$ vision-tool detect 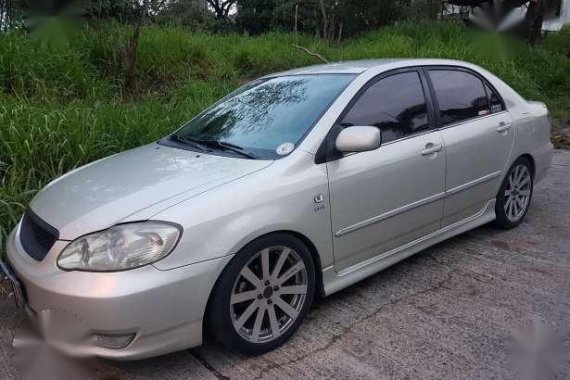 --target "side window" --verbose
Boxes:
[485,83,504,113]
[429,69,490,125]
[341,71,429,144]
